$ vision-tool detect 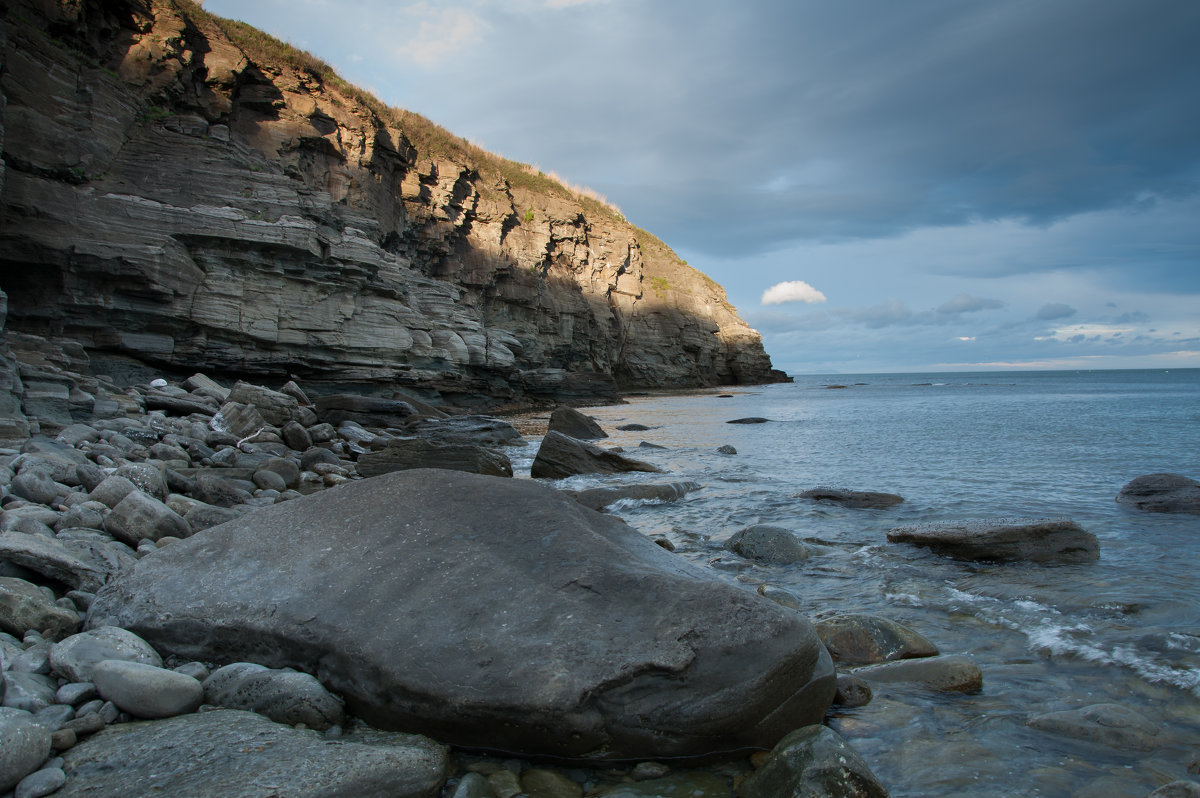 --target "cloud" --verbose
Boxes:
[396,5,485,67]
[937,293,1004,315]
[1035,303,1077,320]
[761,280,827,305]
